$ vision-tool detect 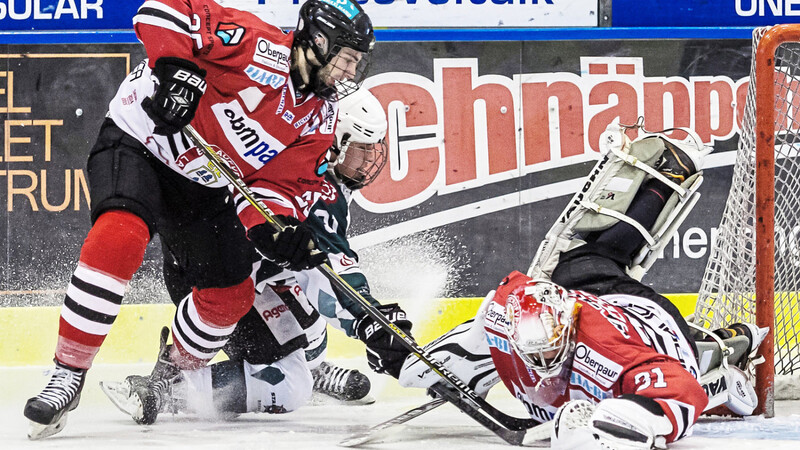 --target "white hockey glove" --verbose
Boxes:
[550,399,596,449]
[397,291,499,396]
[552,396,672,450]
